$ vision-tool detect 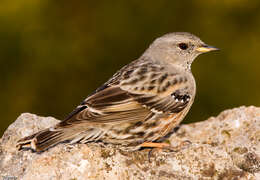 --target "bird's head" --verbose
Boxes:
[144,32,218,70]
